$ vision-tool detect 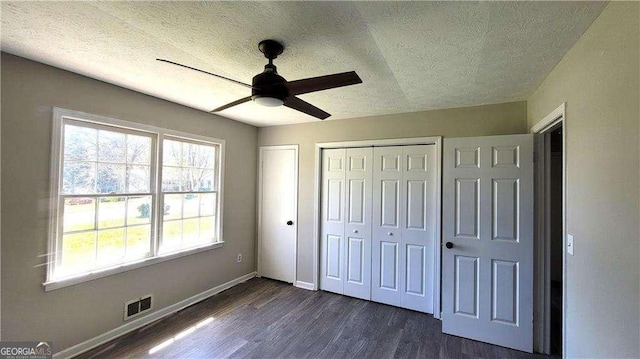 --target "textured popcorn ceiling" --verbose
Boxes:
[1,1,605,127]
